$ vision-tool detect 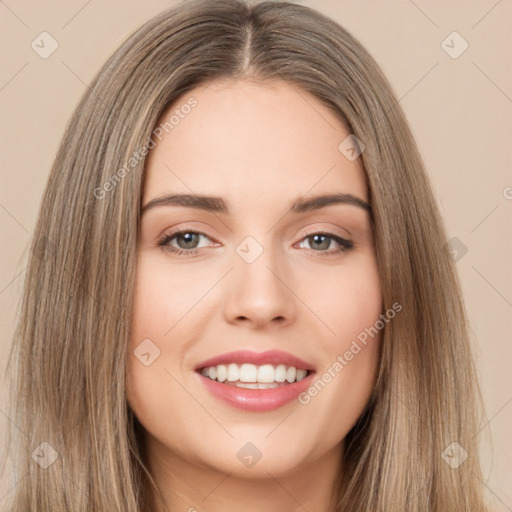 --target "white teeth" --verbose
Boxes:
[257,382,279,389]
[199,363,311,385]
[286,366,296,383]
[275,364,287,382]
[296,369,307,381]
[257,364,275,383]
[239,363,258,383]
[227,363,239,382]
[235,382,259,389]
[235,382,280,389]
[216,364,227,382]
